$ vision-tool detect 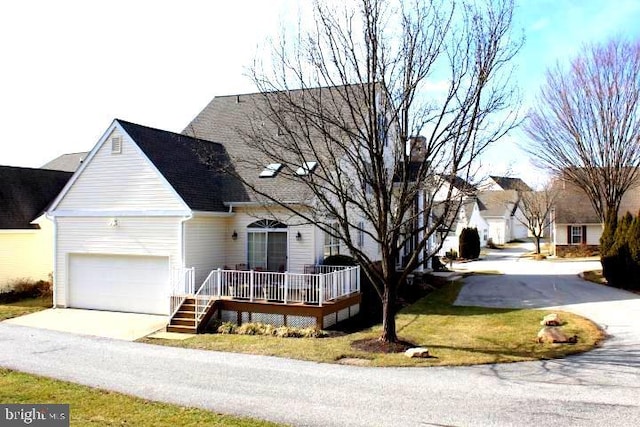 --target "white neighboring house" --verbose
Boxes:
[0,166,72,285]
[476,190,528,245]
